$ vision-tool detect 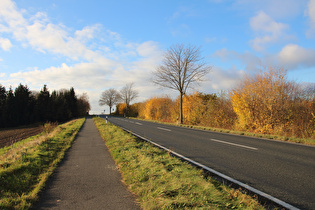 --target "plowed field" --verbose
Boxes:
[0,126,44,148]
